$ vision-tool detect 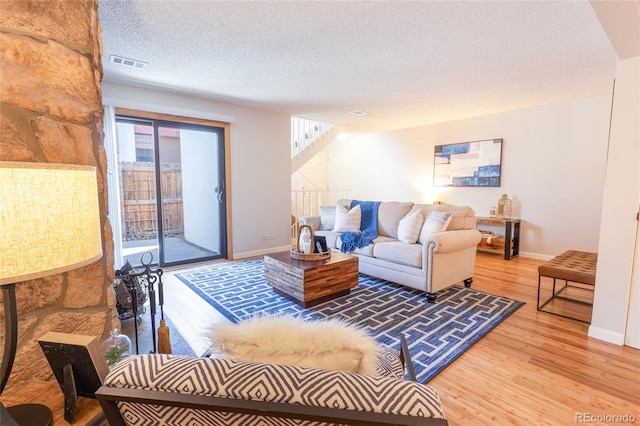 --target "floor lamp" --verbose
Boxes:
[0,162,103,426]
